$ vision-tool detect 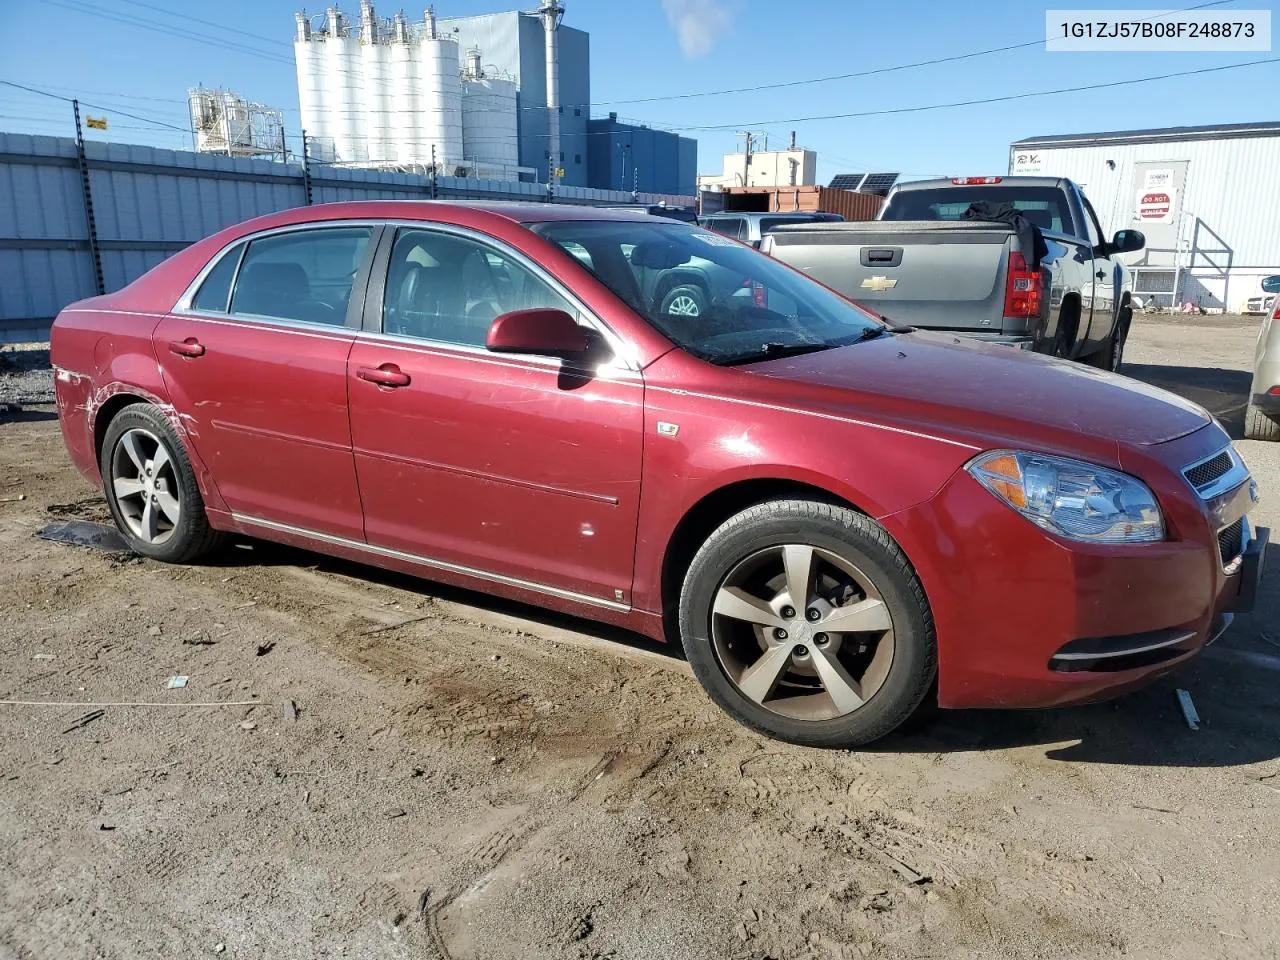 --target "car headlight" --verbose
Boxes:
[966,450,1164,543]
